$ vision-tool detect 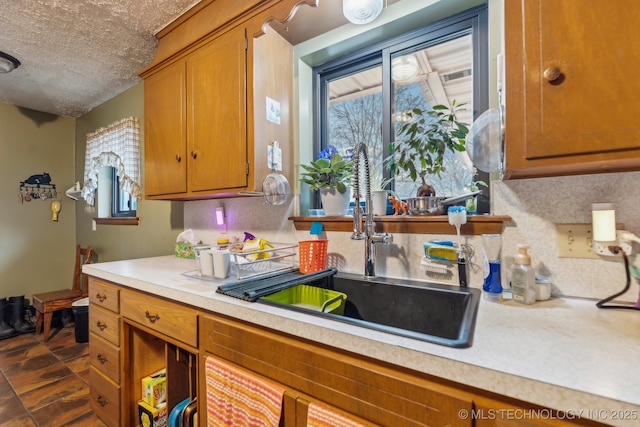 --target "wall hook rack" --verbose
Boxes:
[19,173,57,203]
